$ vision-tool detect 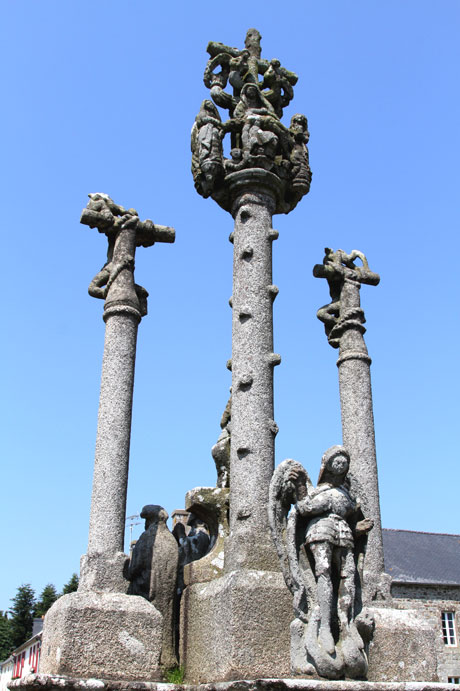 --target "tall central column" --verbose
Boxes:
[184,30,312,682]
[227,182,281,572]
